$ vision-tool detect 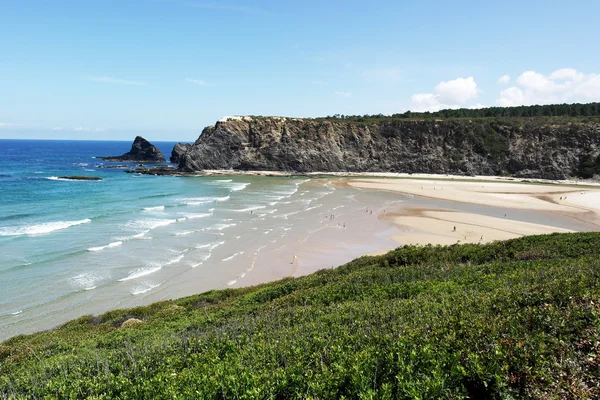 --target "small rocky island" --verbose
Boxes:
[101,136,166,162]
